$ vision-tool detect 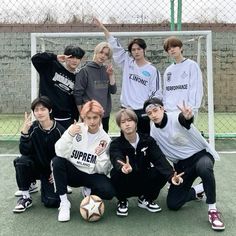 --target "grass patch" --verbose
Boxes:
[0,112,236,140]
